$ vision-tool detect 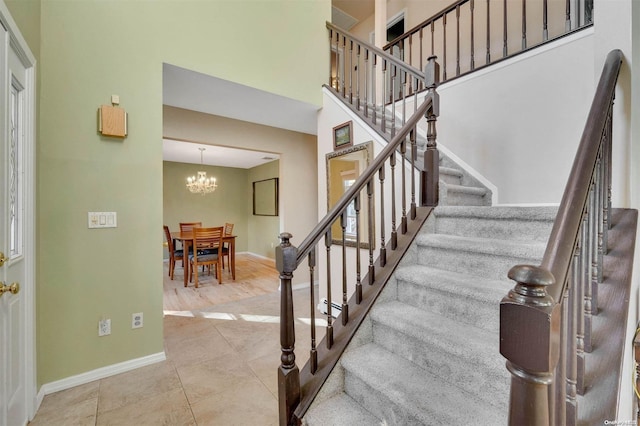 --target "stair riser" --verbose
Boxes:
[434,217,554,242]
[396,279,502,332]
[442,190,490,206]
[371,323,509,410]
[343,371,426,425]
[440,172,462,185]
[417,246,542,281]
